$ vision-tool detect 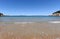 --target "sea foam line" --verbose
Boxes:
[49,21,60,23]
[14,22,34,24]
